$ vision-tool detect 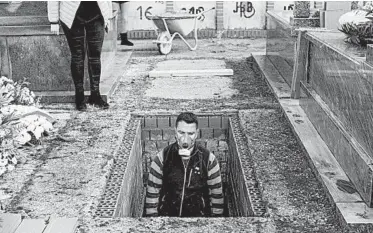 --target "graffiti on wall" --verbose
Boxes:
[181,6,206,20]
[284,4,294,10]
[136,6,153,20]
[136,1,165,20]
[233,2,255,18]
